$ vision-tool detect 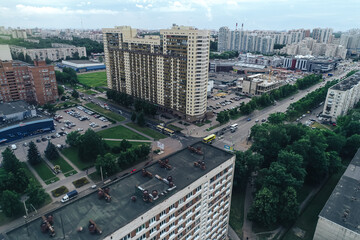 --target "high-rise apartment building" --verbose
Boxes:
[103,25,210,122]
[323,72,360,121]
[6,142,235,240]
[218,27,231,52]
[312,28,333,43]
[0,60,58,105]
